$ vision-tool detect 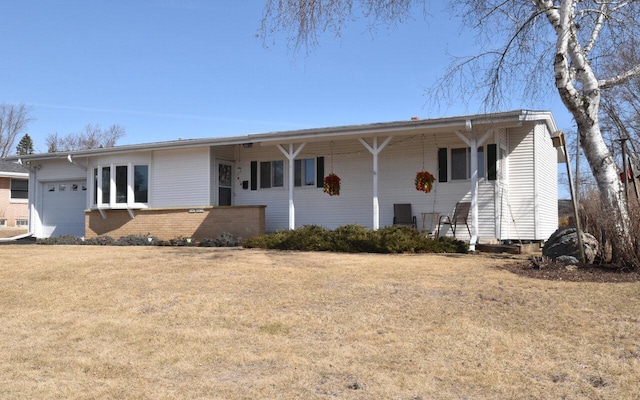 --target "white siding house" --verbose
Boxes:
[7,110,561,247]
